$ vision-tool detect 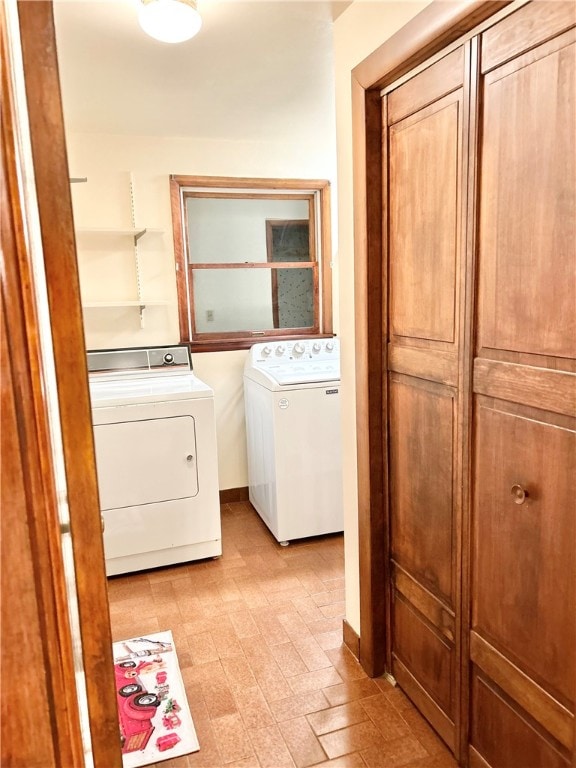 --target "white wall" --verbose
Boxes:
[68,131,336,491]
[333,0,430,636]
